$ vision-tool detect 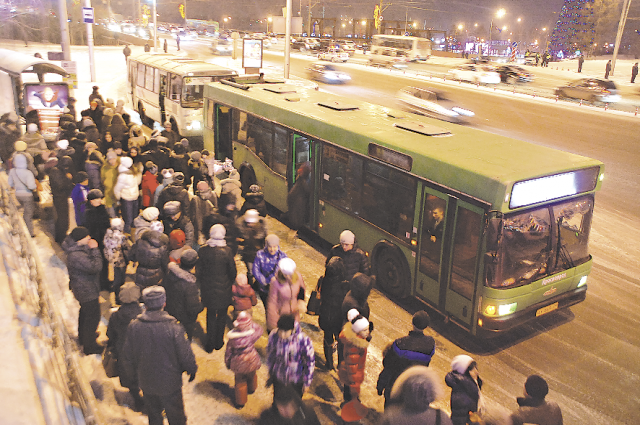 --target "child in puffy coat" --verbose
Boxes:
[445,354,484,425]
[339,308,373,405]
[224,311,263,407]
[232,273,257,317]
[103,218,132,303]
